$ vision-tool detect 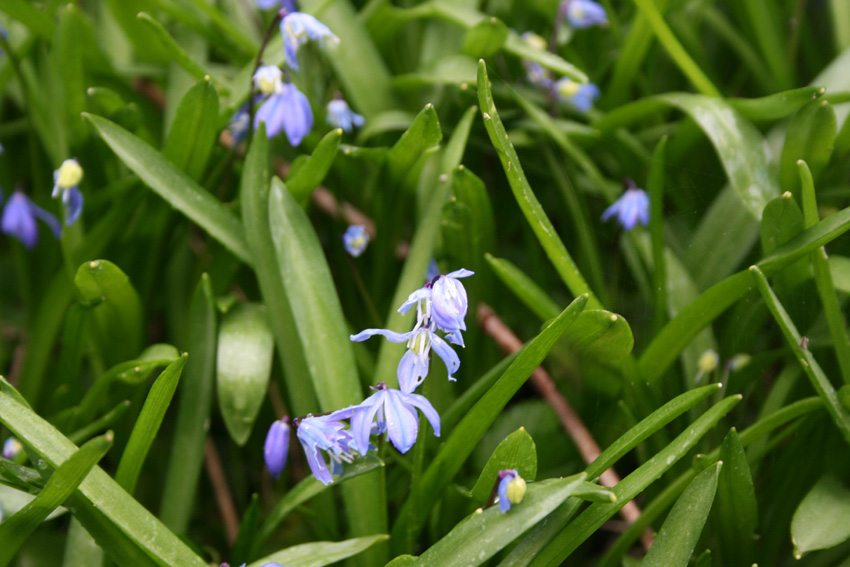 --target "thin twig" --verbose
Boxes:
[204,438,240,546]
[477,302,654,551]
